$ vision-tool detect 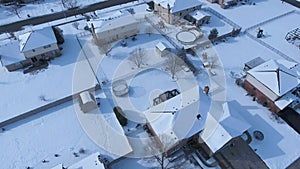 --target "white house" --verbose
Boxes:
[0,27,61,71]
[96,15,139,44]
[154,0,202,24]
[19,27,61,62]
